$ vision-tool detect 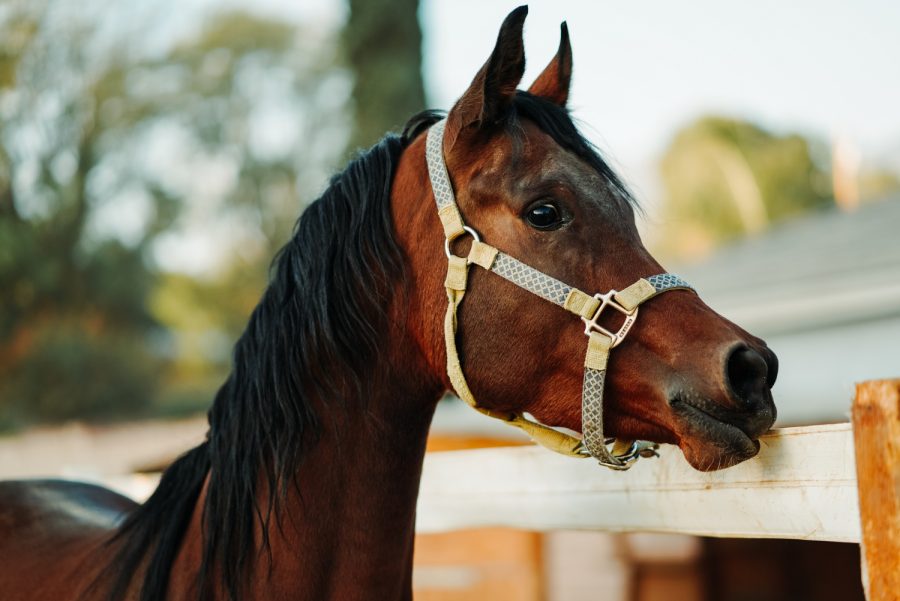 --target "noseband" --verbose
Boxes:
[425,119,696,470]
